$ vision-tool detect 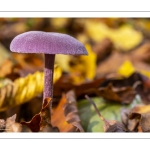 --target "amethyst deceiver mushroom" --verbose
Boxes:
[10,31,88,107]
